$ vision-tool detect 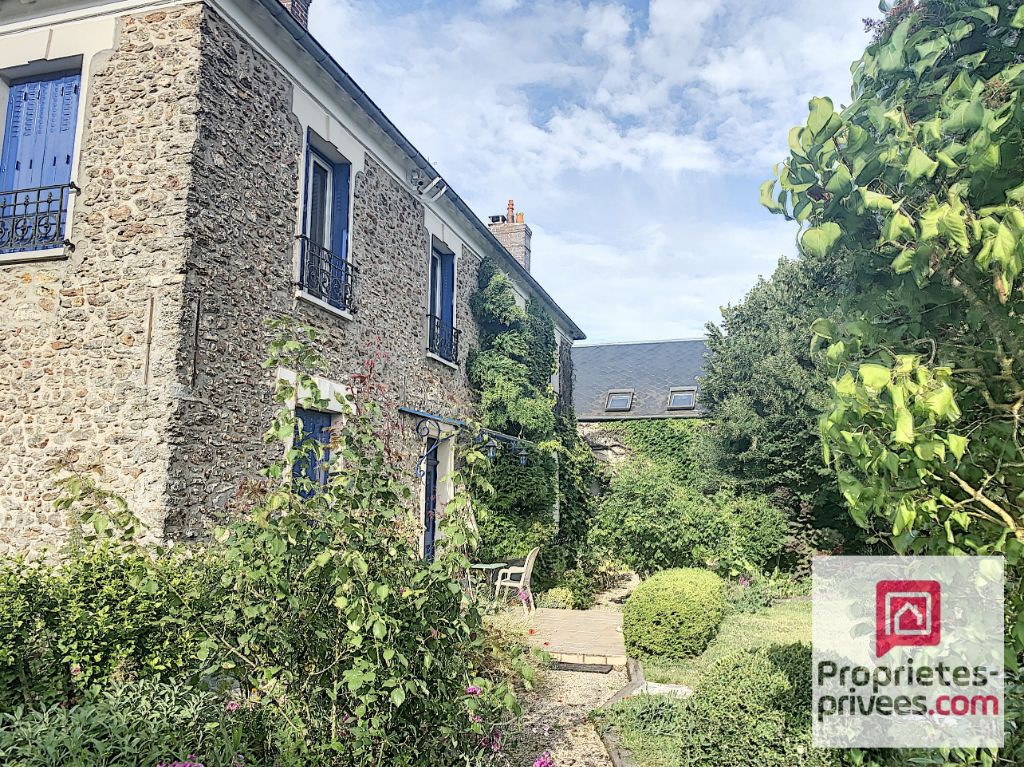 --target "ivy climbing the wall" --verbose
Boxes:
[467,259,597,594]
